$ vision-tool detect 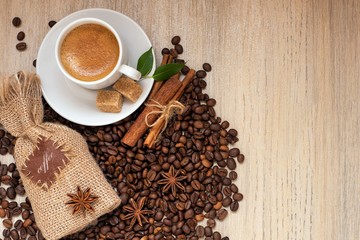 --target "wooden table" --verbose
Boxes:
[1,1,359,239]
